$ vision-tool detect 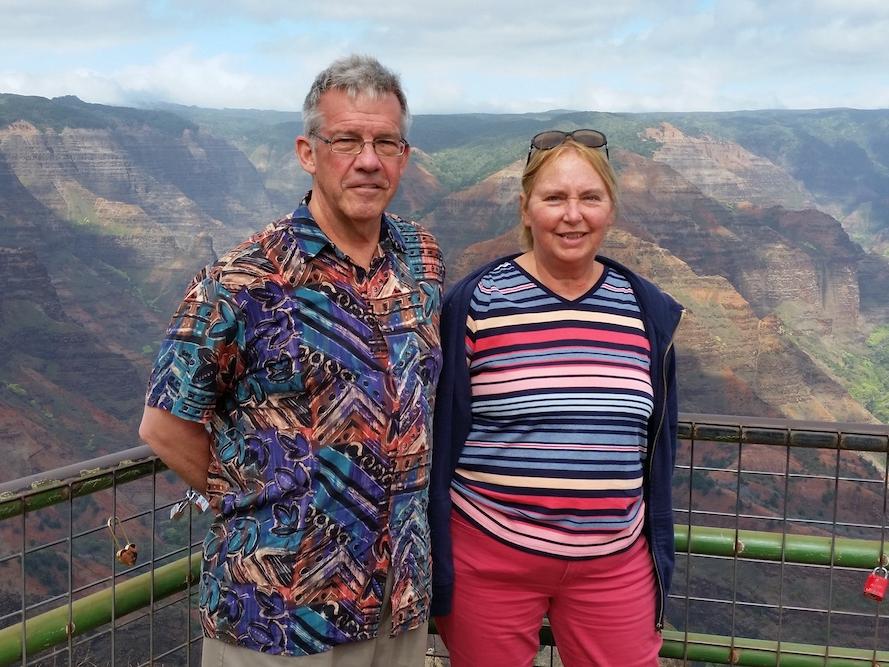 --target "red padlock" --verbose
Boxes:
[864,567,888,601]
